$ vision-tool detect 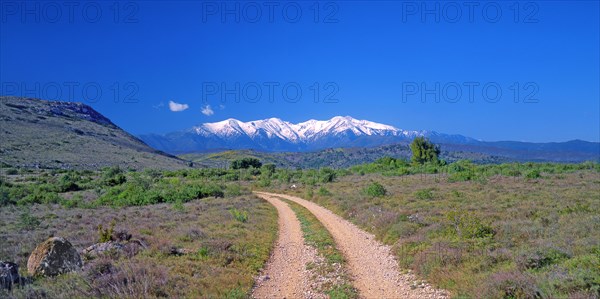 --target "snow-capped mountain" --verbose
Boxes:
[192,116,420,142]
[138,116,472,153]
